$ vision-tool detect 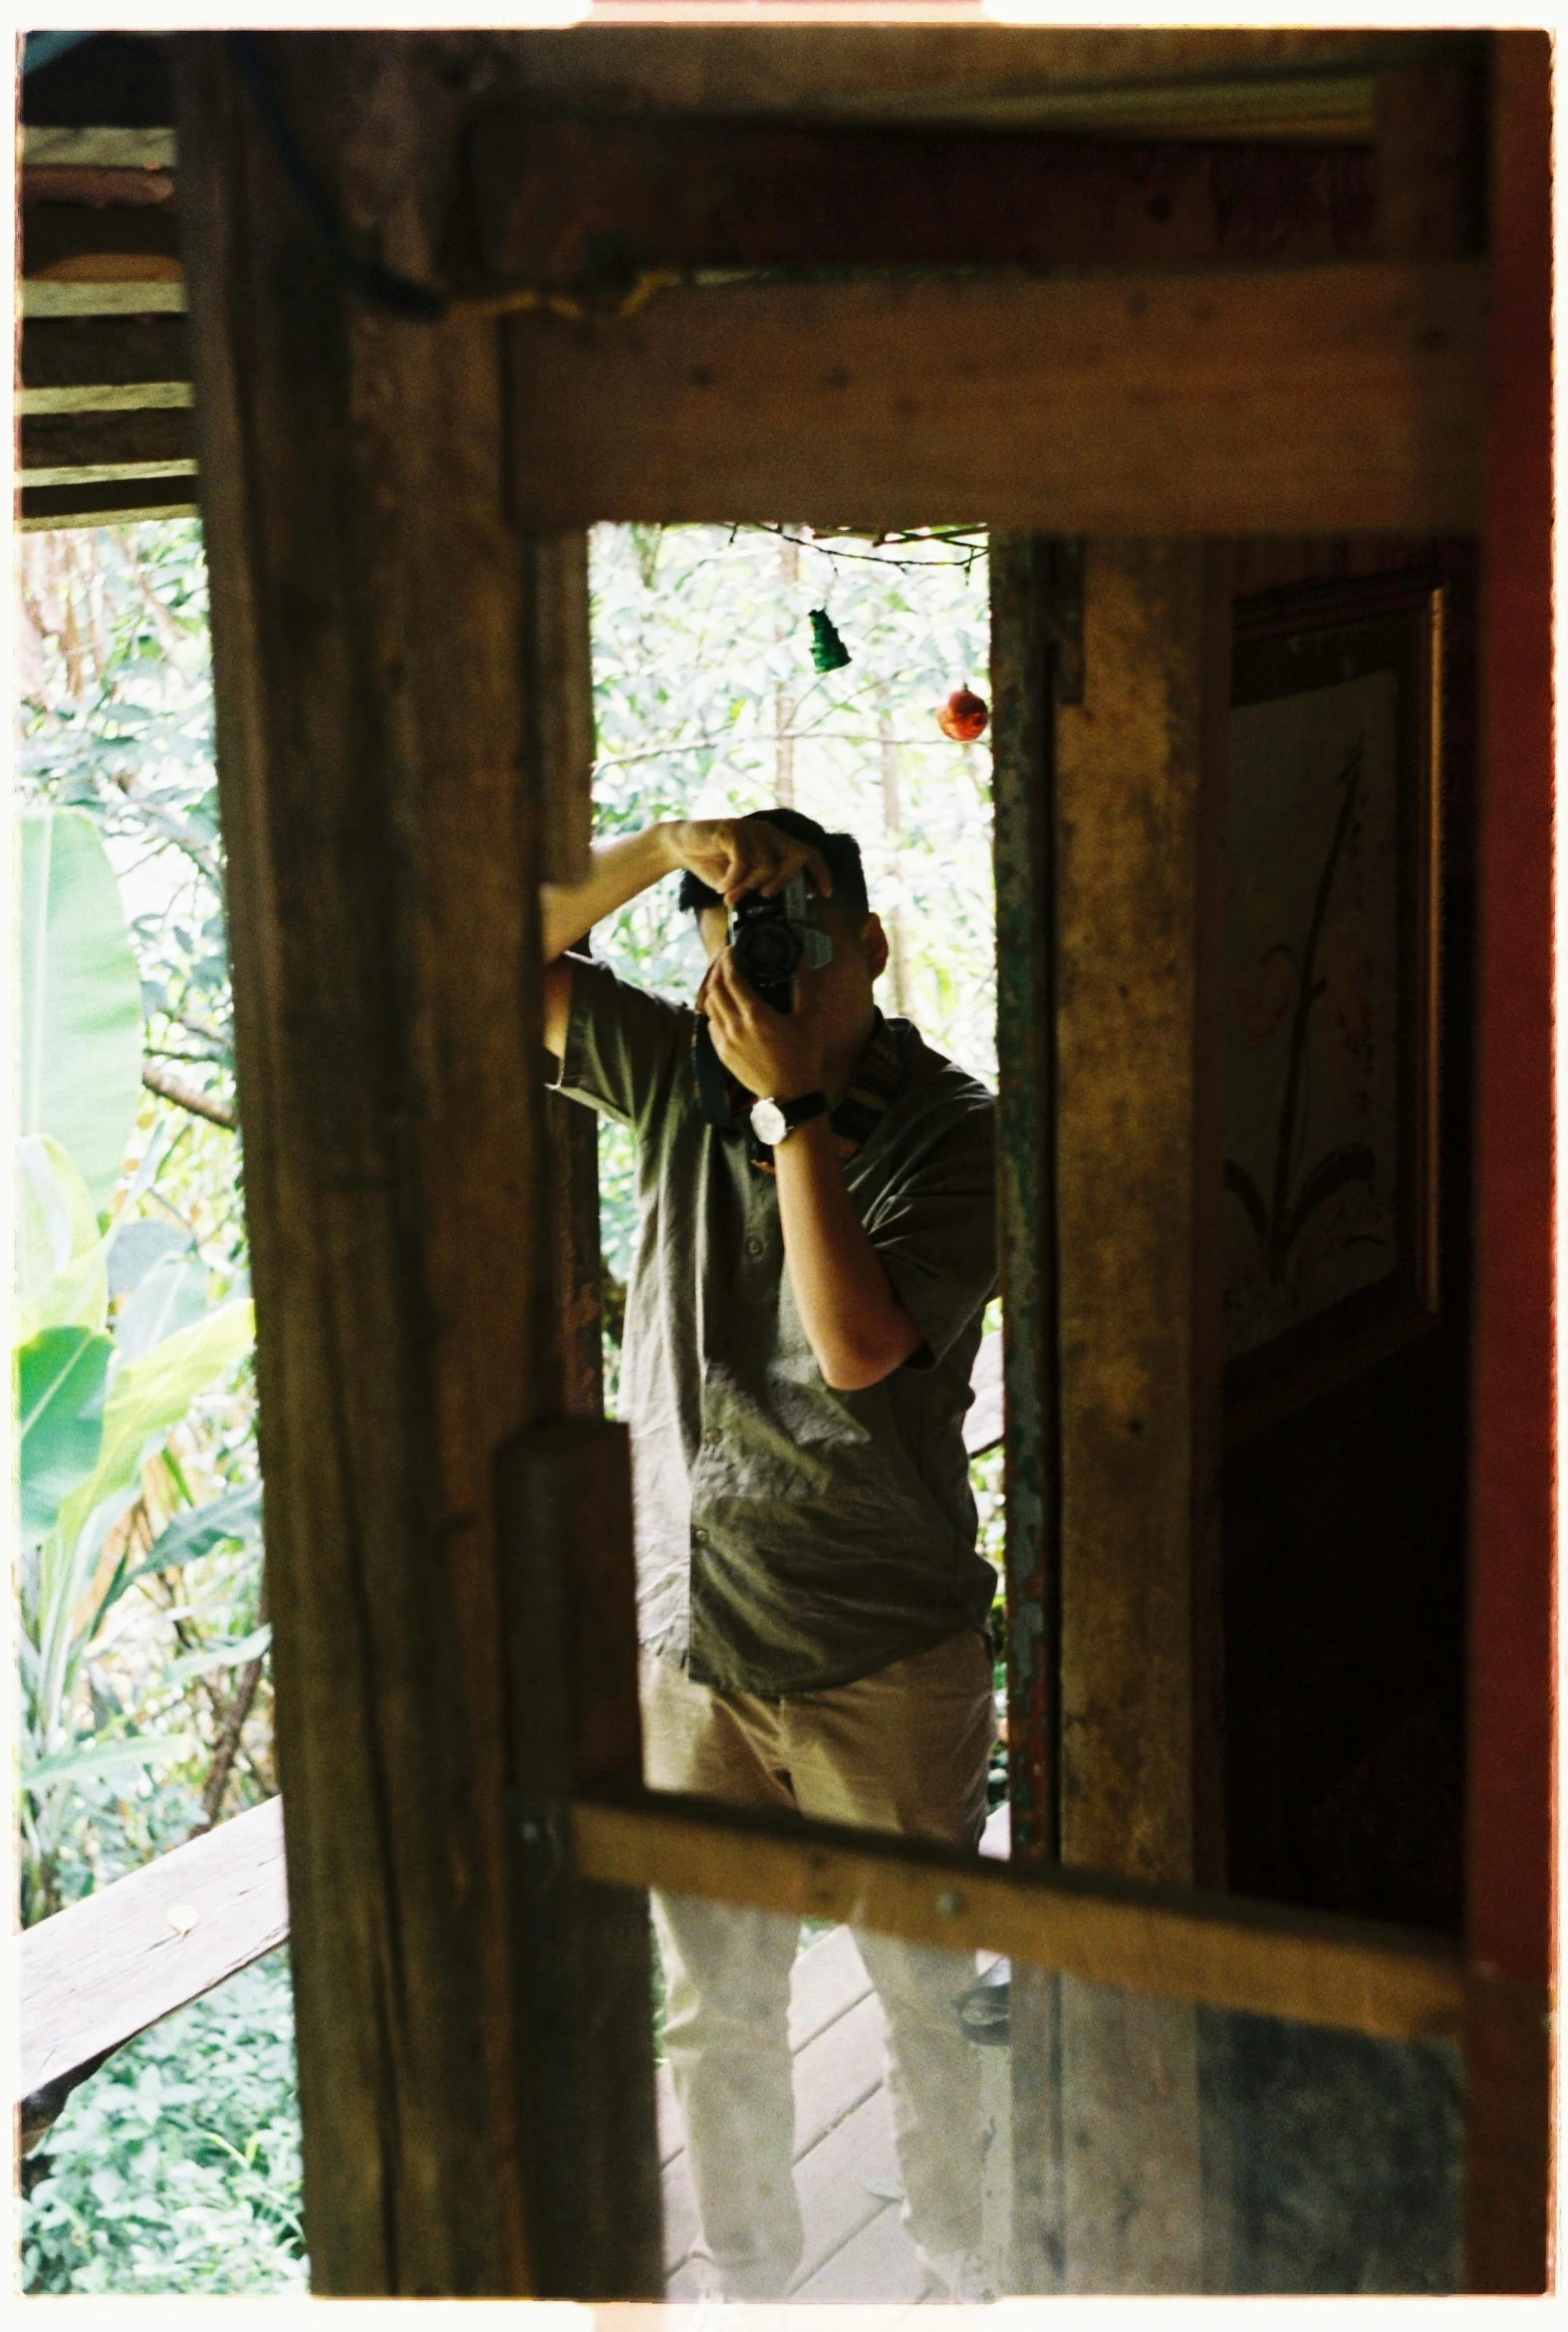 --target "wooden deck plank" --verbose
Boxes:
[793,2198,929,2304]
[17,1795,287,2100]
[789,2080,907,2291]
[789,1921,875,2047]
